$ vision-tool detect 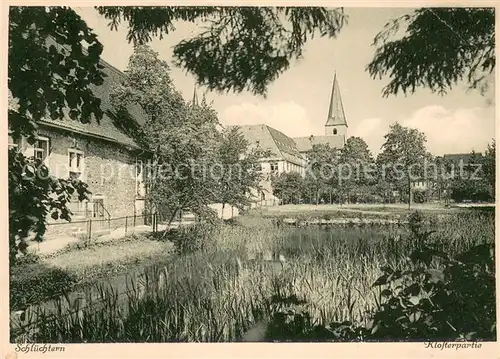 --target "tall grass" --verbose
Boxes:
[11,211,494,342]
